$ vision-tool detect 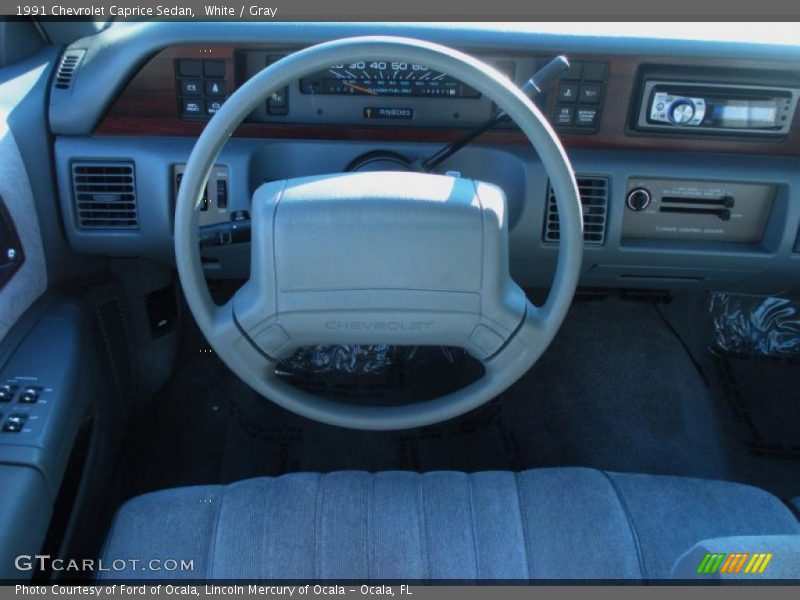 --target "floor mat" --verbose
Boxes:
[707,352,800,498]
[111,295,750,507]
